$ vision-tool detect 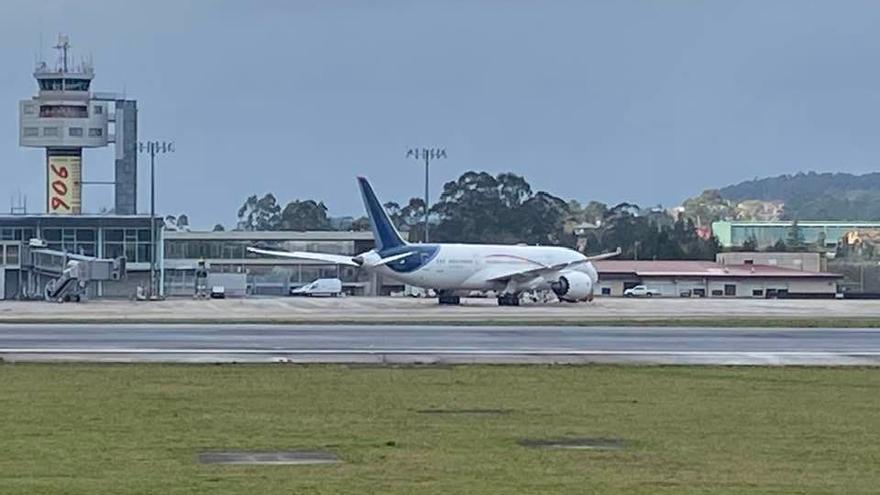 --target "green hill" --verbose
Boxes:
[719,172,880,221]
